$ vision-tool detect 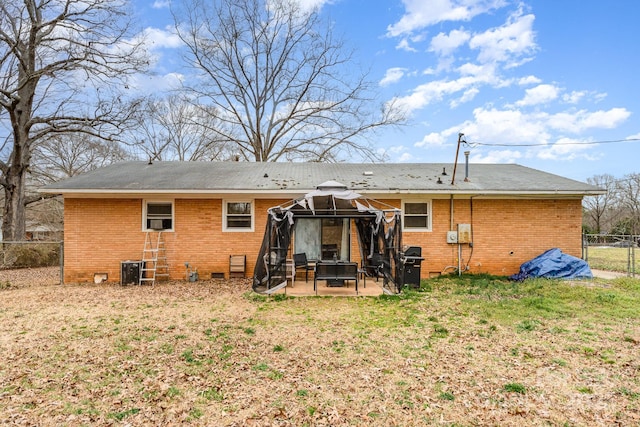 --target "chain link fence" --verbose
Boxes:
[582,234,638,277]
[0,241,63,284]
